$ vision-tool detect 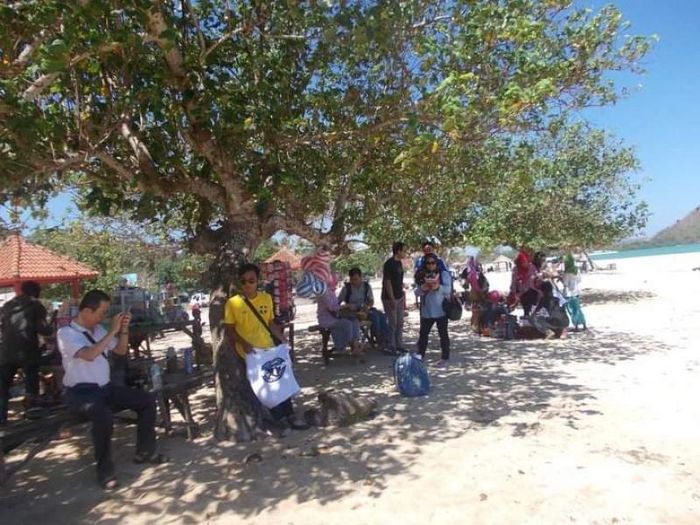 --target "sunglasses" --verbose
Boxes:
[425,260,437,265]
[240,278,257,284]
